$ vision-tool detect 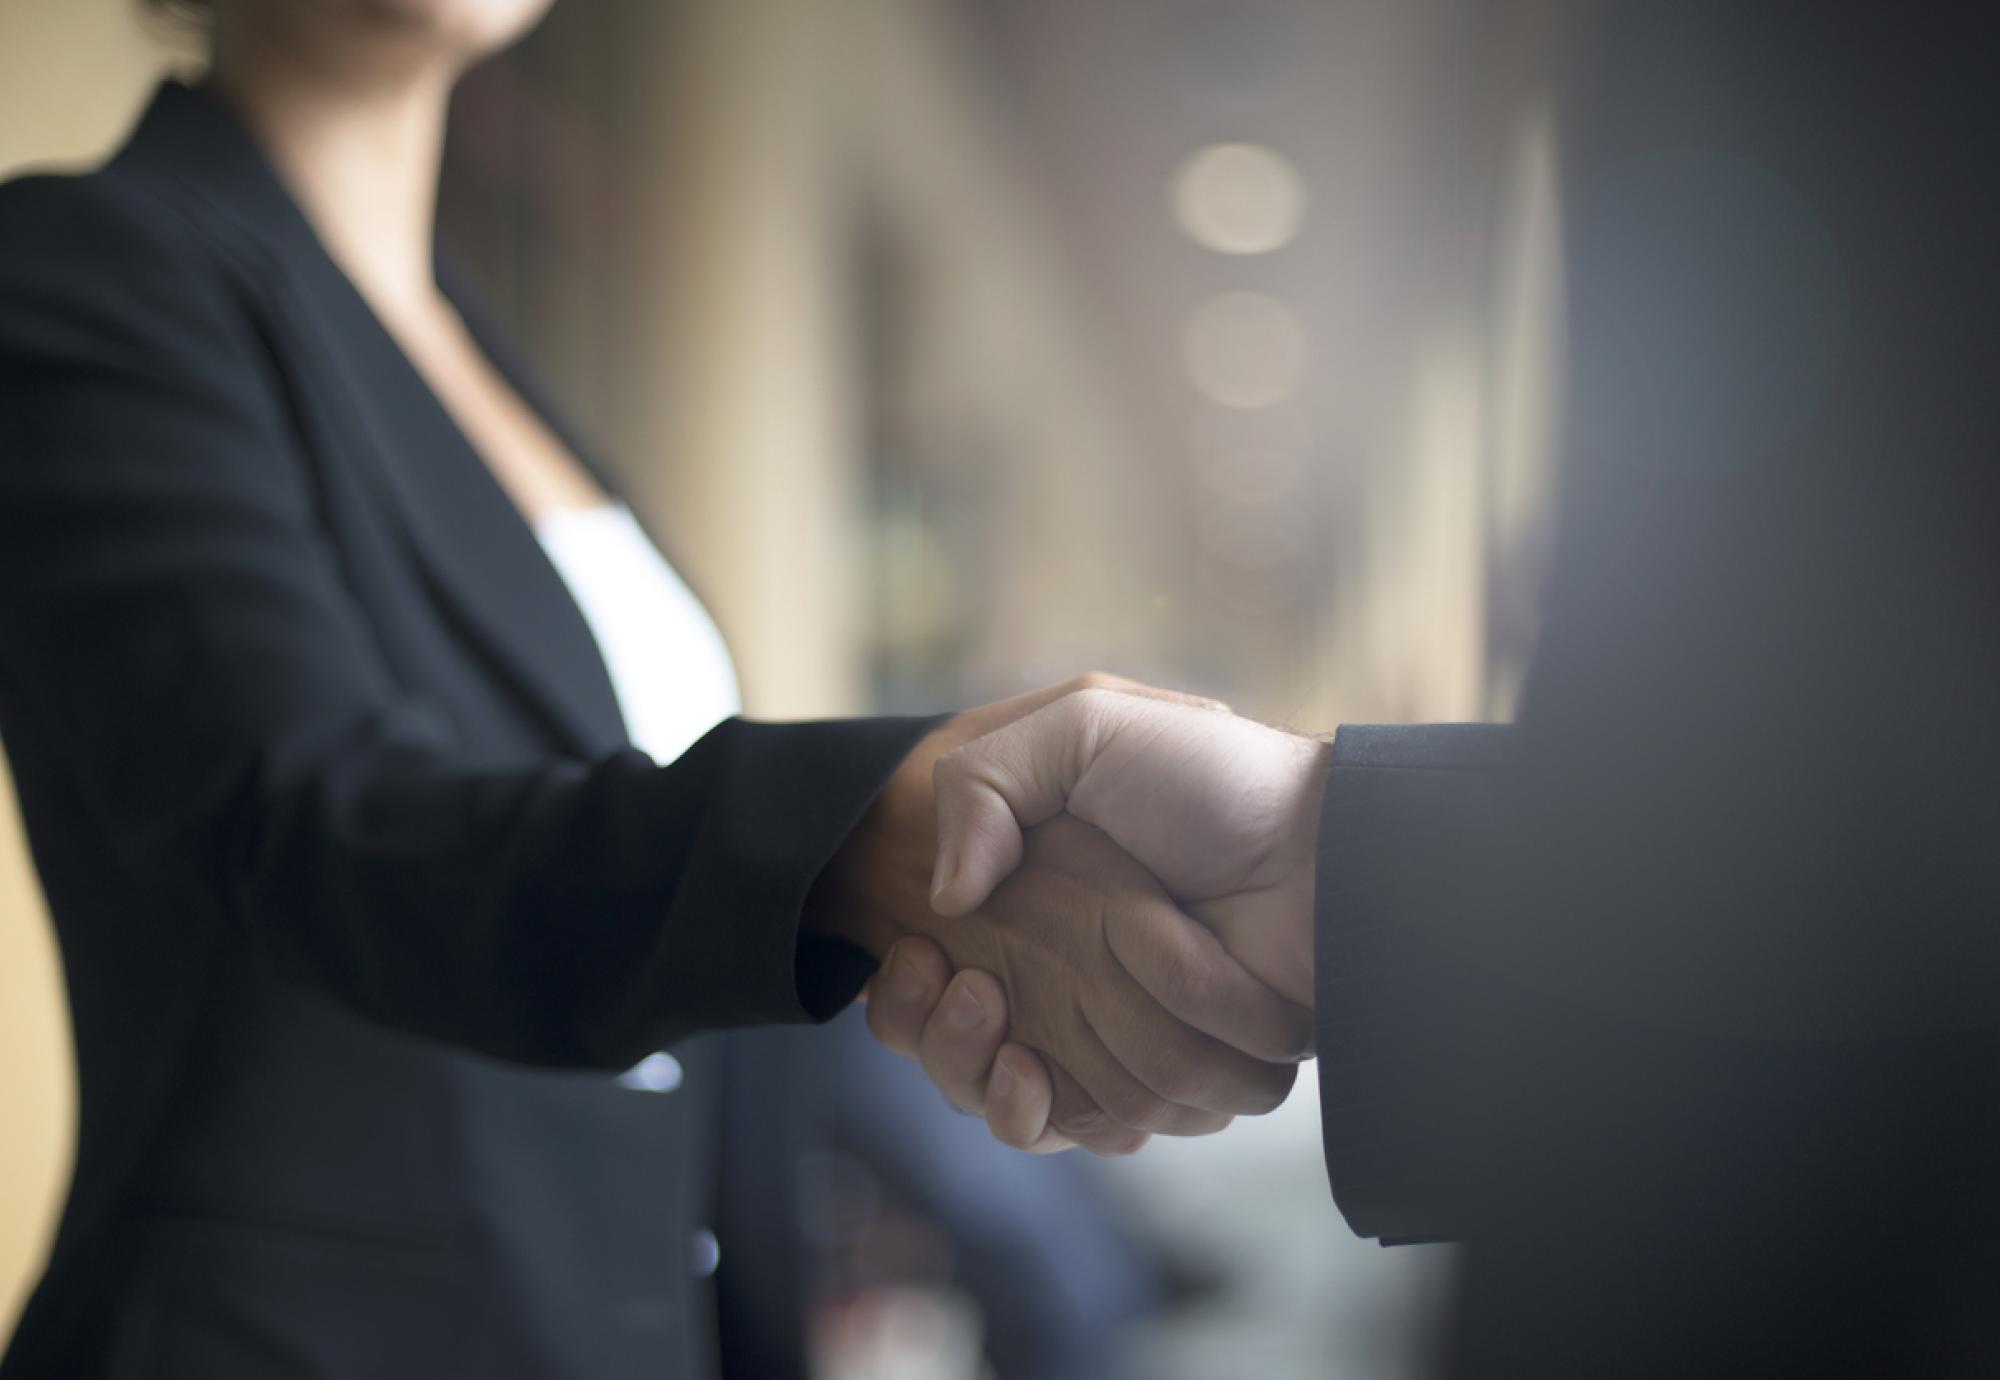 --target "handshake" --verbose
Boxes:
[814,675,1332,1156]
